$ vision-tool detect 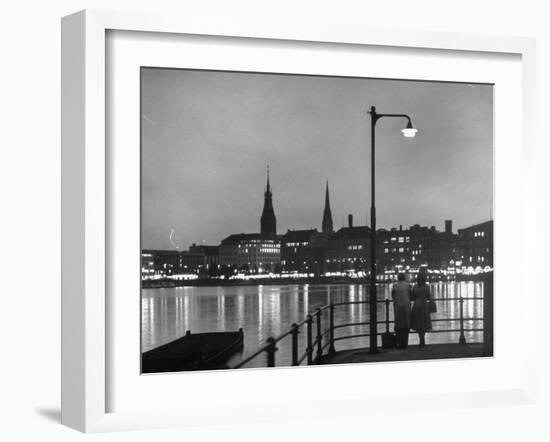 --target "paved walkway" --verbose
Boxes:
[321,343,486,365]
